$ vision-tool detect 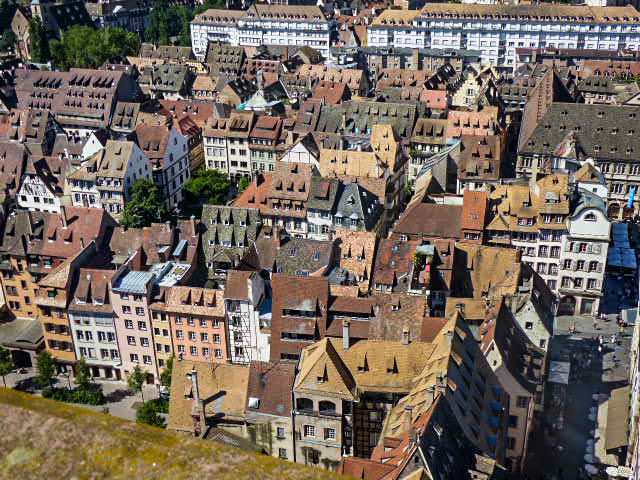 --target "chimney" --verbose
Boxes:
[403,404,413,434]
[342,319,350,351]
[189,367,206,438]
[401,326,410,346]
[165,220,171,232]
[190,215,197,236]
[60,206,67,229]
